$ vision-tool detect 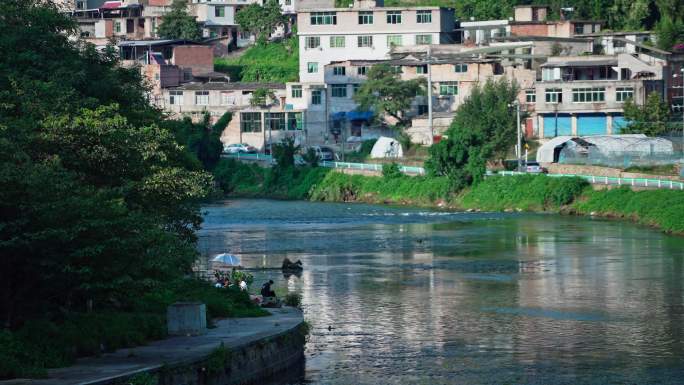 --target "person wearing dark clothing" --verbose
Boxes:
[261,280,276,298]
